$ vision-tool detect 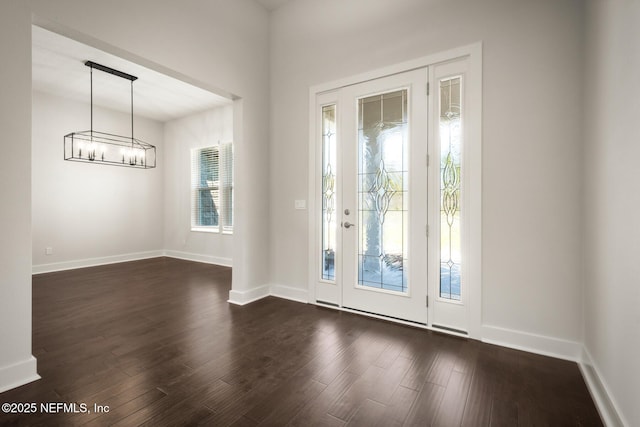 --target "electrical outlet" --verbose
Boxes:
[45,247,53,255]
